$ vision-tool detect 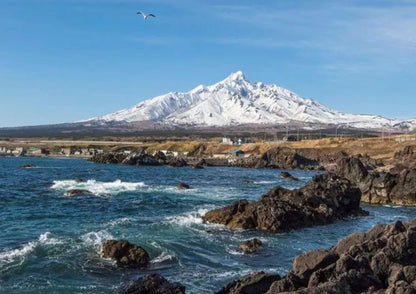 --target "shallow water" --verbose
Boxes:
[0,157,415,293]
